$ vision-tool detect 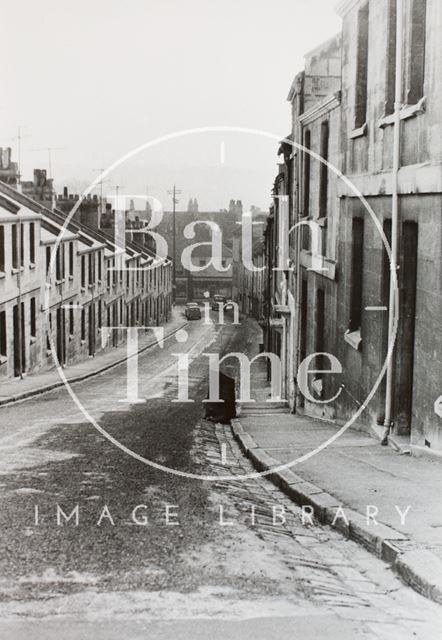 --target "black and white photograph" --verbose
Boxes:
[0,1,441,638]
